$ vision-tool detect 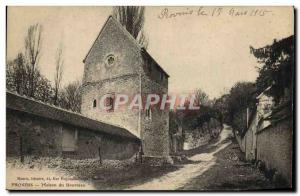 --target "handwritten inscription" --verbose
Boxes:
[158,7,272,19]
